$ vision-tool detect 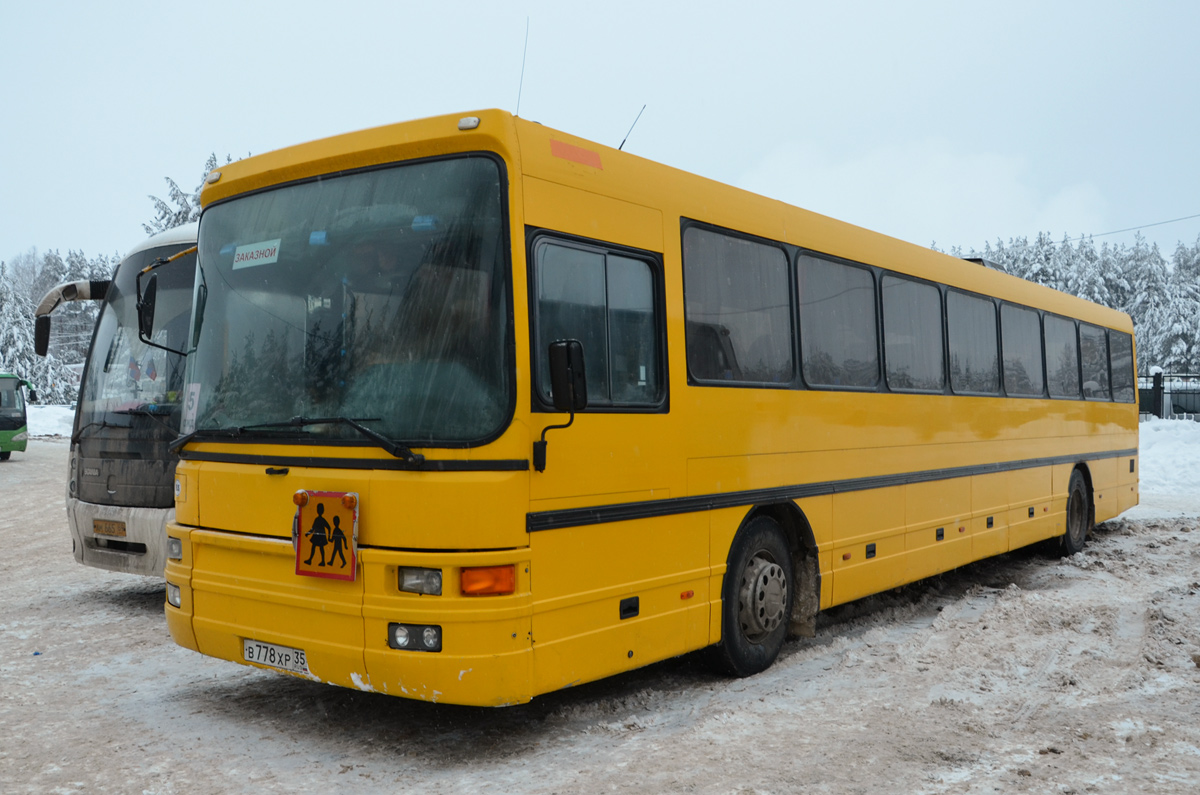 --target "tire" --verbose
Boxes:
[0,451,10,461]
[710,516,793,677]
[1062,470,1091,556]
